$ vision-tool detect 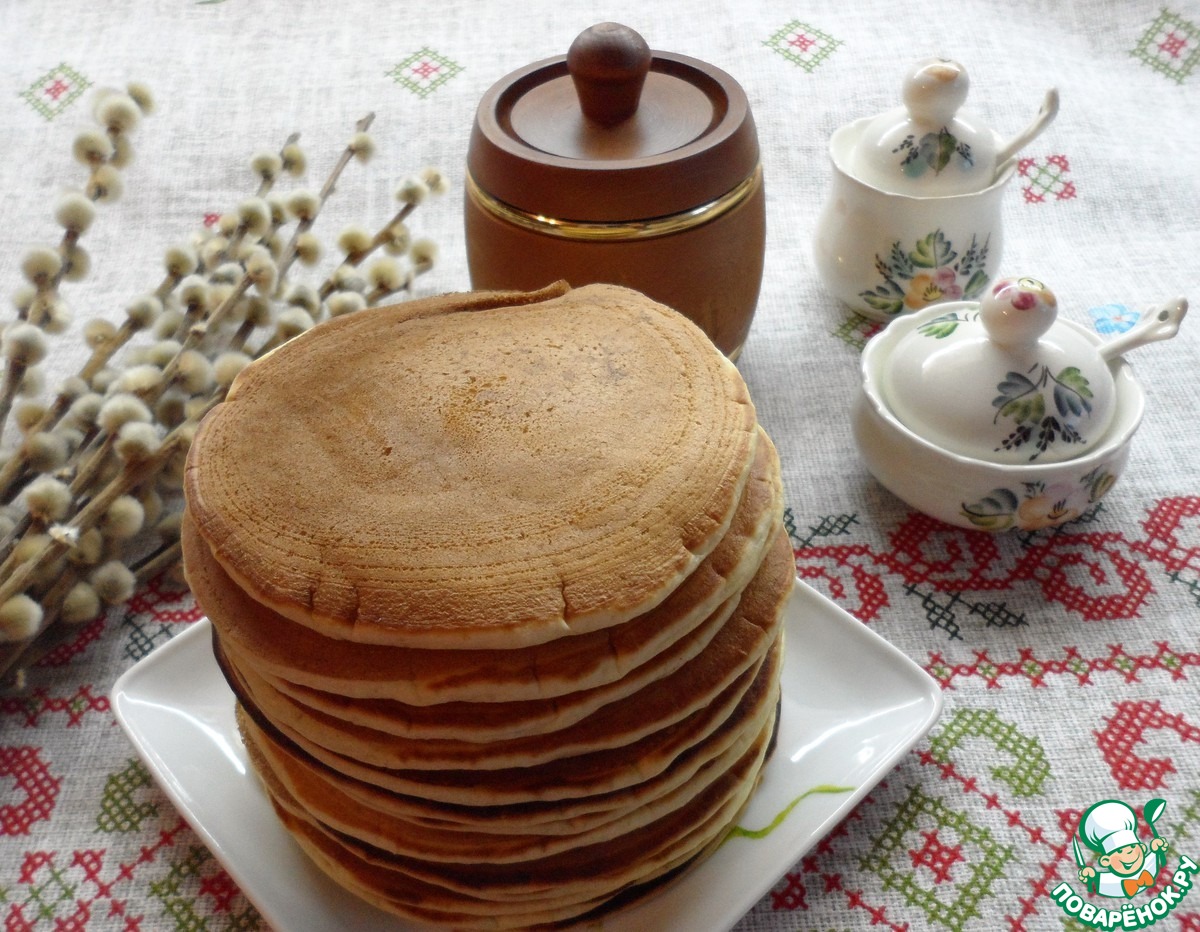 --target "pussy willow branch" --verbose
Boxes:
[274,112,375,283]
